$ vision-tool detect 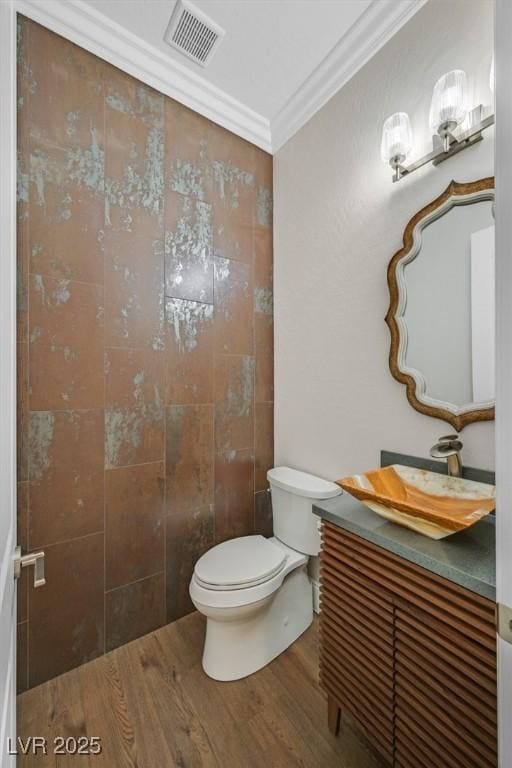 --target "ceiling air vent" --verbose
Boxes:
[164,0,225,68]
